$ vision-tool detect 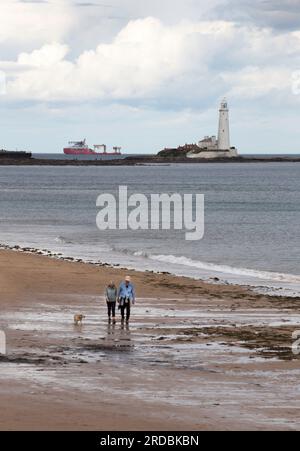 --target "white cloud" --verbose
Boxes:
[18,43,70,68]
[5,18,204,101]
[221,66,292,98]
[2,16,299,105]
[0,0,75,46]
